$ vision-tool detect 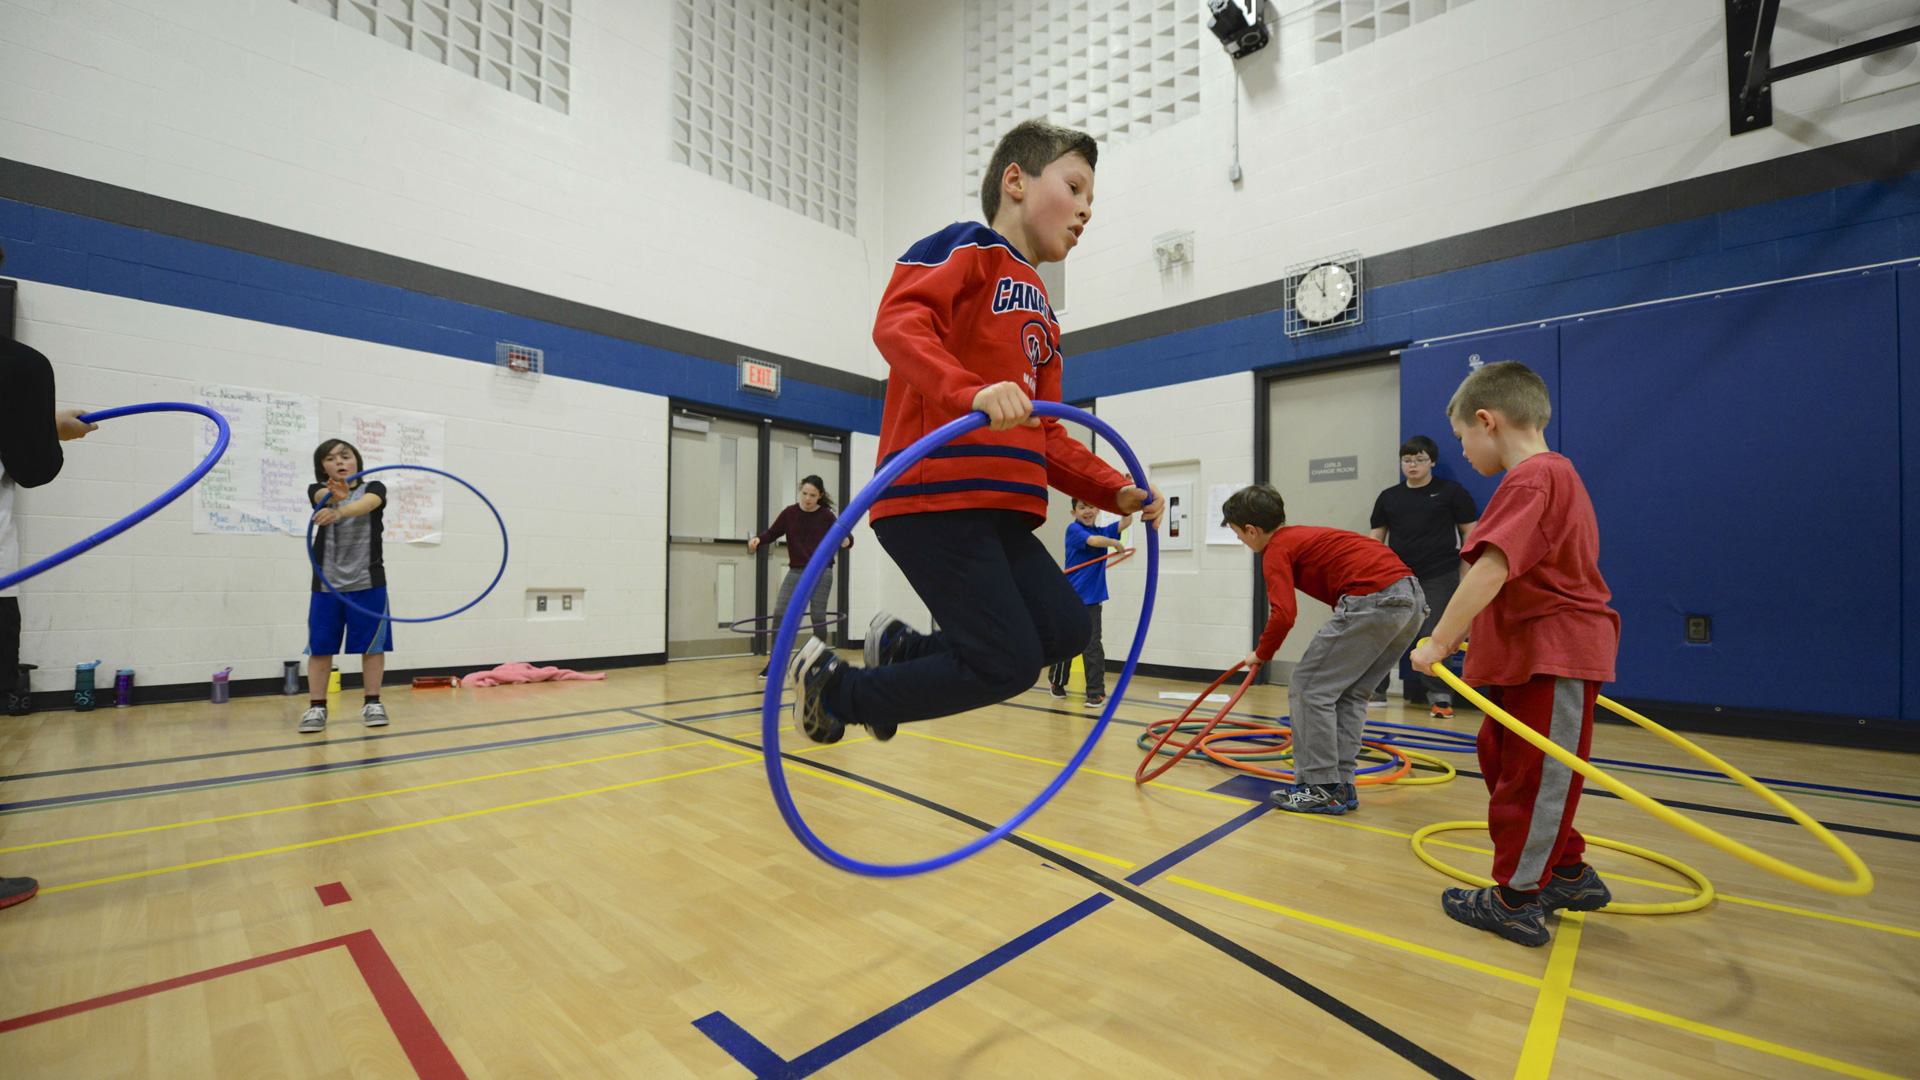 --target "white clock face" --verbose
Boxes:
[1296,264,1354,323]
